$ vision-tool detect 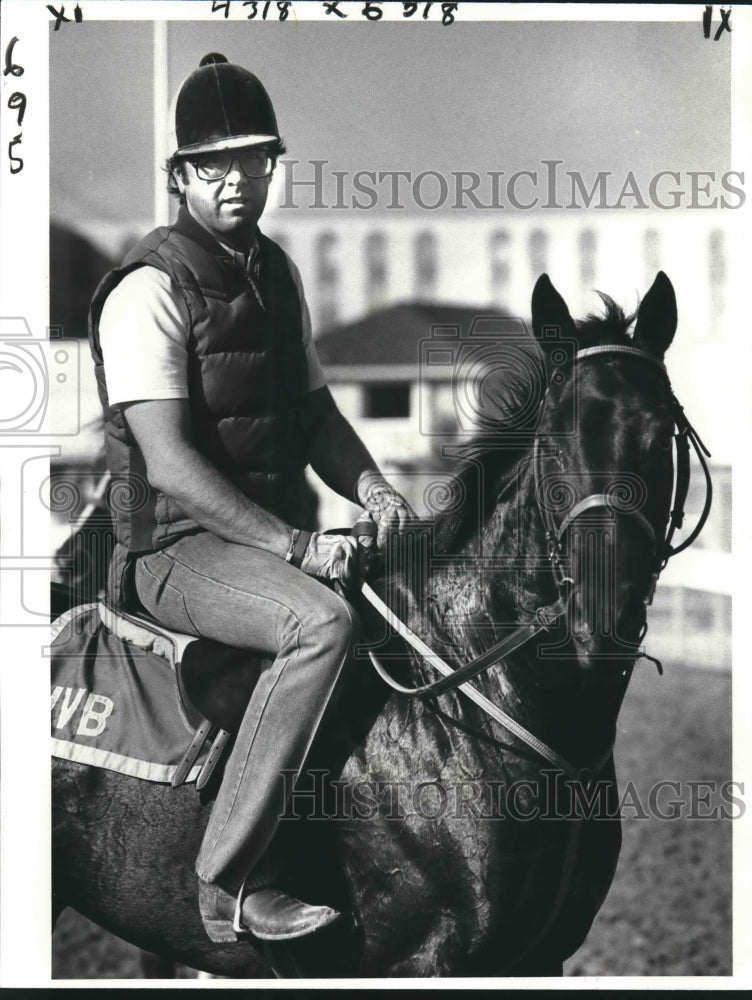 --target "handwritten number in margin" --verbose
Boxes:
[8,92,26,127]
[8,134,23,174]
[3,36,24,76]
